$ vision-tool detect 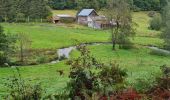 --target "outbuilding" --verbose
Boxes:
[87,16,111,29]
[77,9,98,25]
[53,14,75,24]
